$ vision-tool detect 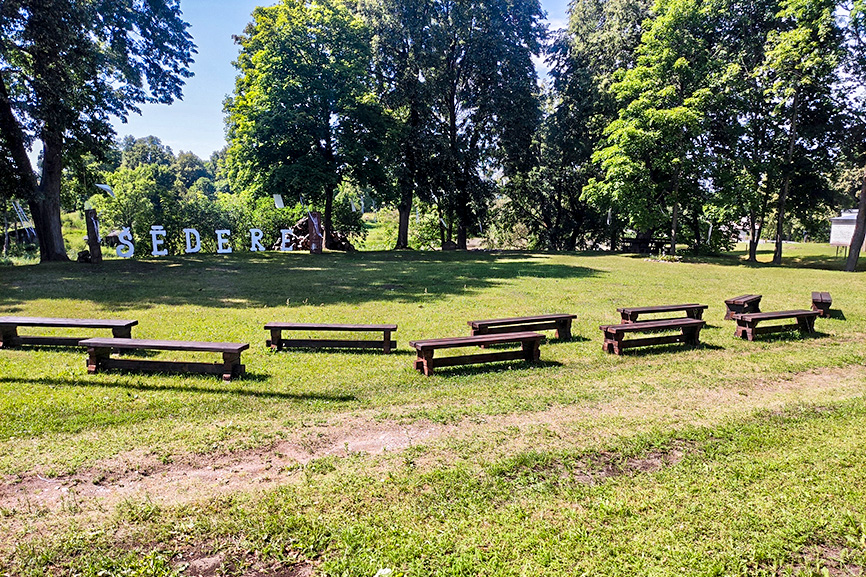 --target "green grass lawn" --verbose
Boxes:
[1,243,865,576]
